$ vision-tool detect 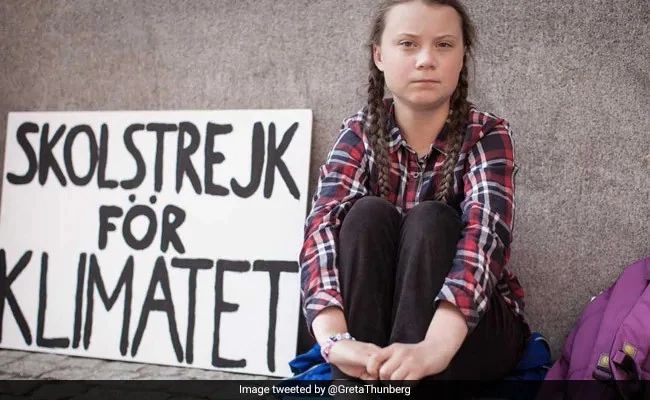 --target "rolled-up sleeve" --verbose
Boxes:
[434,119,517,333]
[299,118,369,336]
